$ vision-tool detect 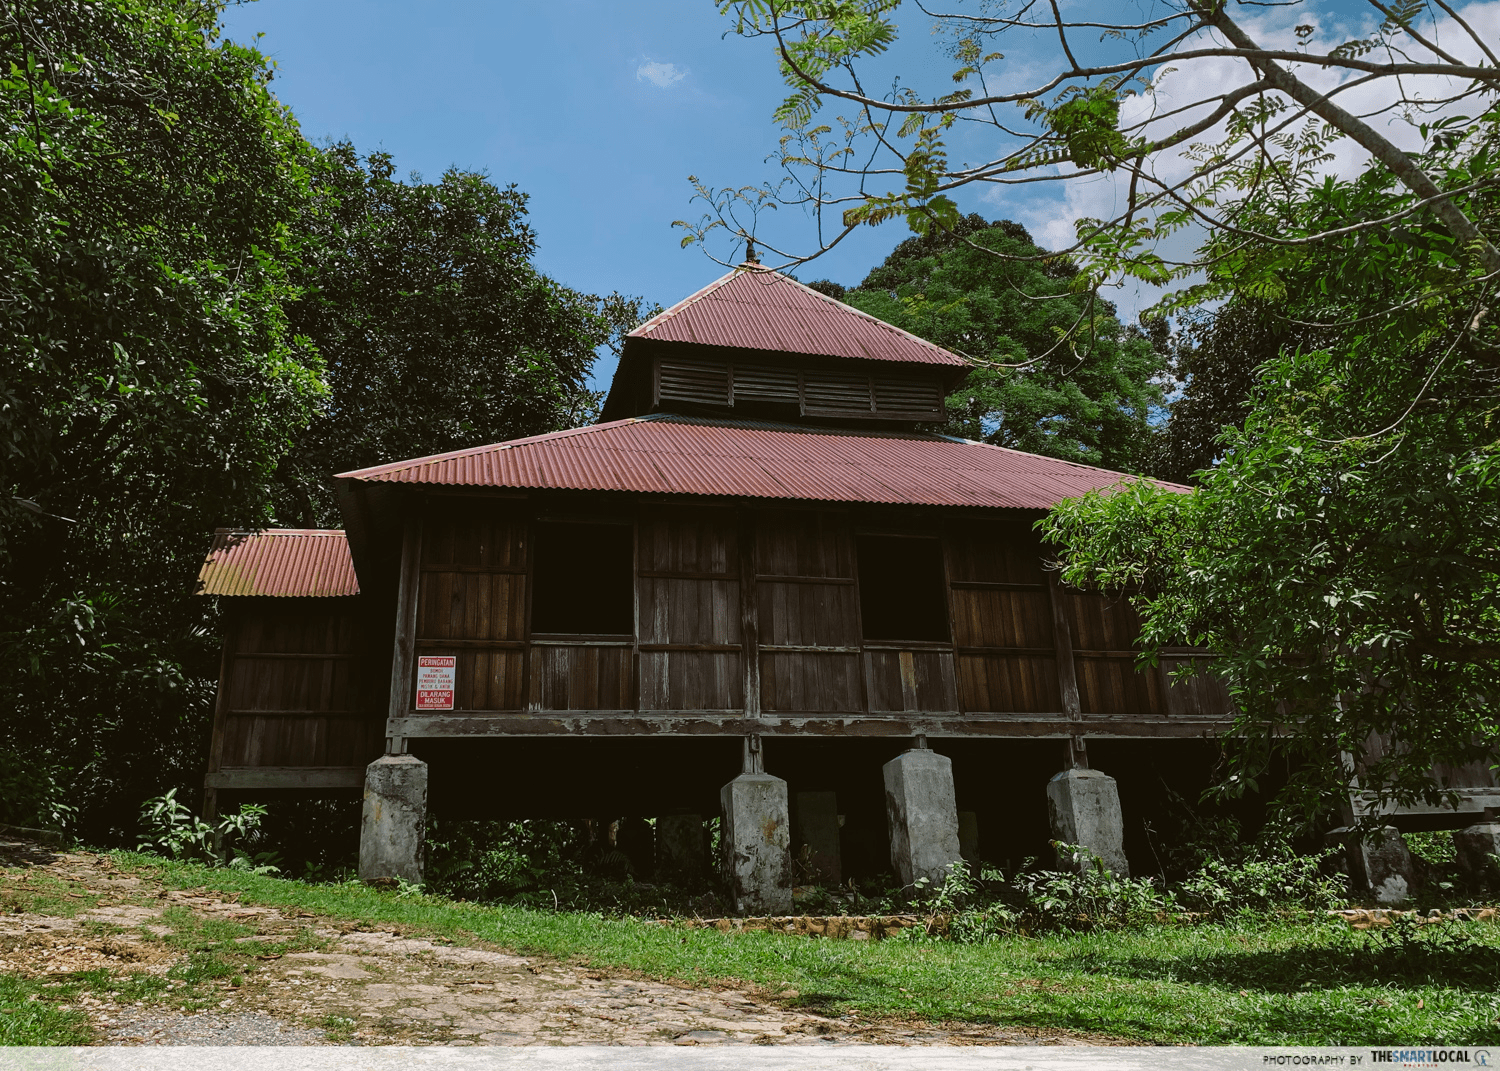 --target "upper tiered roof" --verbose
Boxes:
[628,264,970,368]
